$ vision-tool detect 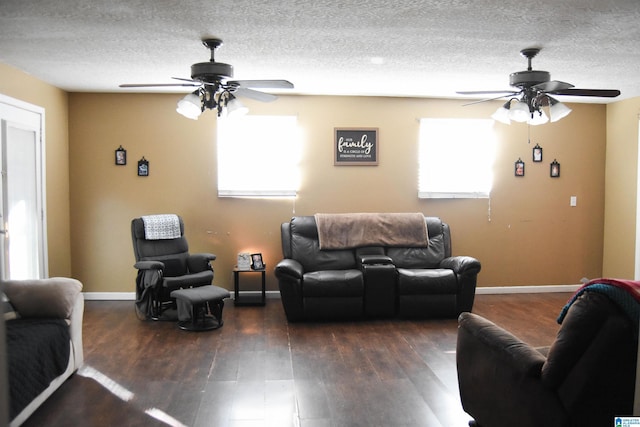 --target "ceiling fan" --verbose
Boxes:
[456,47,620,125]
[119,38,294,119]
